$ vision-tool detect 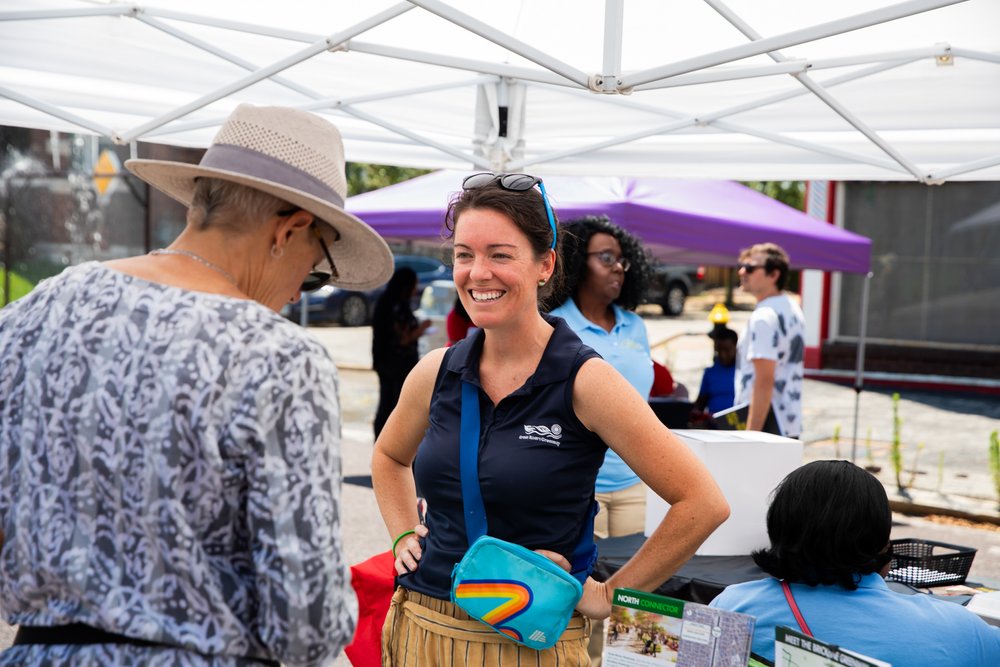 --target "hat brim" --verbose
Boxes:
[125,158,393,291]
